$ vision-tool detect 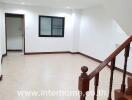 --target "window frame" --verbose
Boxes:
[39,15,65,37]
